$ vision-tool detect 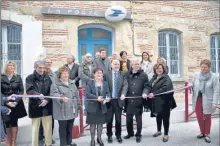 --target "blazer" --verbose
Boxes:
[64,63,80,87]
[86,80,110,114]
[103,70,128,109]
